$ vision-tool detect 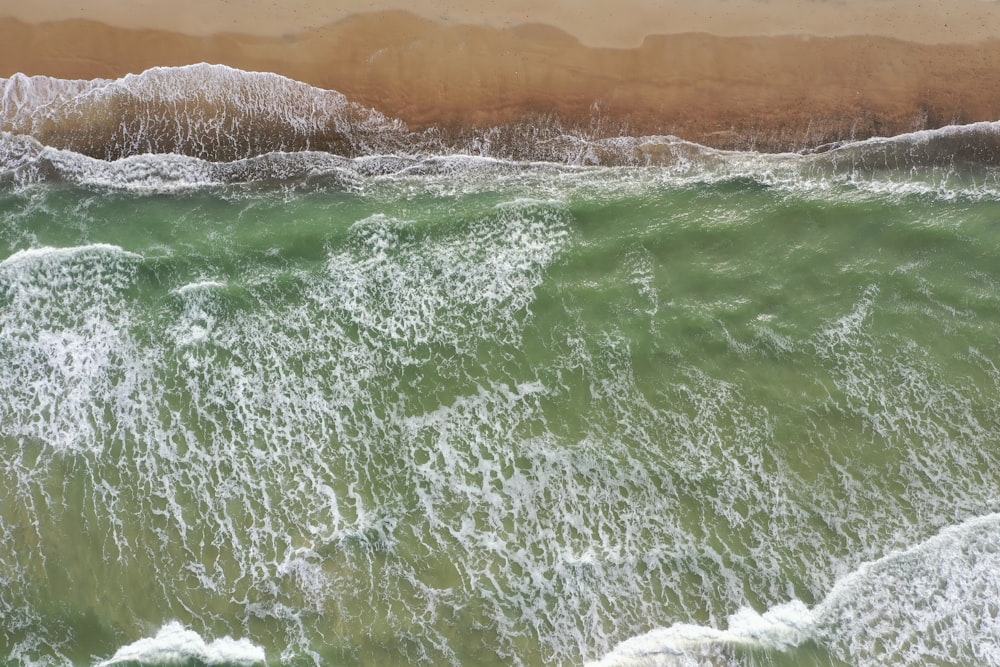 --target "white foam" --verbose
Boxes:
[44,149,223,191]
[831,119,1000,152]
[0,243,145,453]
[0,243,141,269]
[96,622,265,666]
[592,513,1000,666]
[814,512,1000,665]
[2,129,997,201]
[589,601,814,666]
[172,280,227,295]
[0,72,110,130]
